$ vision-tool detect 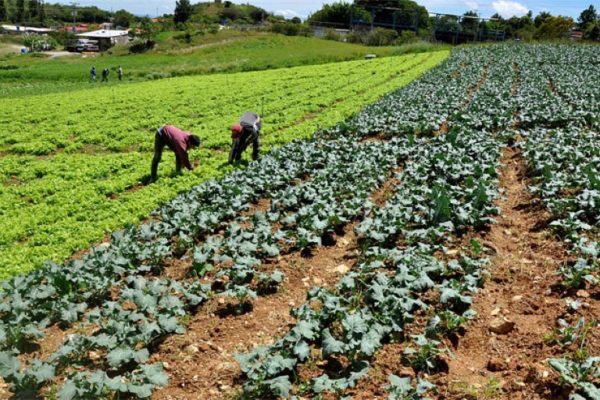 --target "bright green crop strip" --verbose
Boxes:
[0,51,448,278]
